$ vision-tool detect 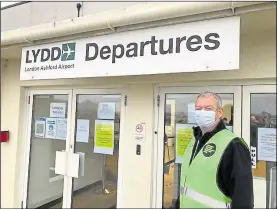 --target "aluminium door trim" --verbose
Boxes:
[65,88,127,208]
[22,89,73,208]
[242,84,276,209]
